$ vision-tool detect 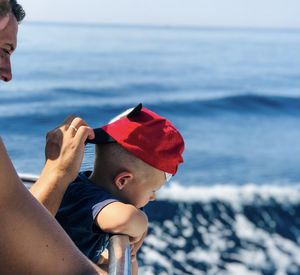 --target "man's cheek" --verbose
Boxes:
[0,14,9,31]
